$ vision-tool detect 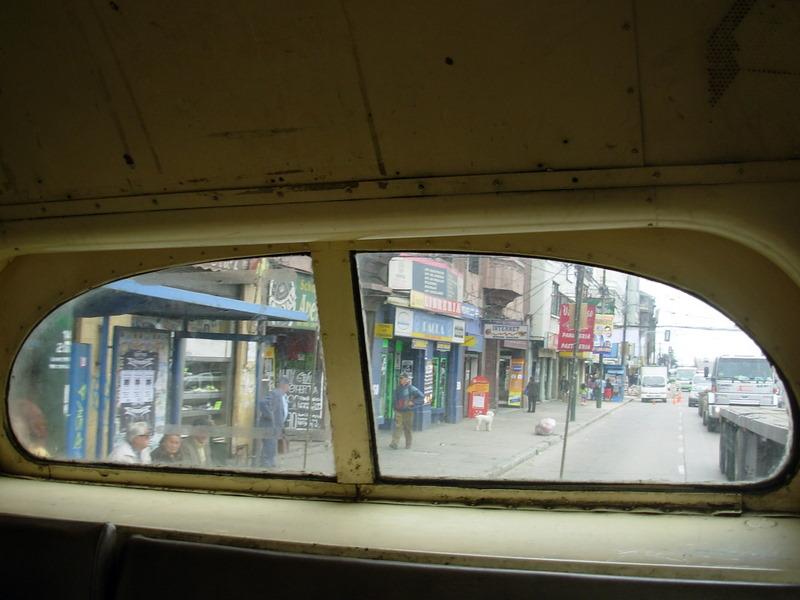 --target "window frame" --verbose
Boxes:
[1,221,799,513]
